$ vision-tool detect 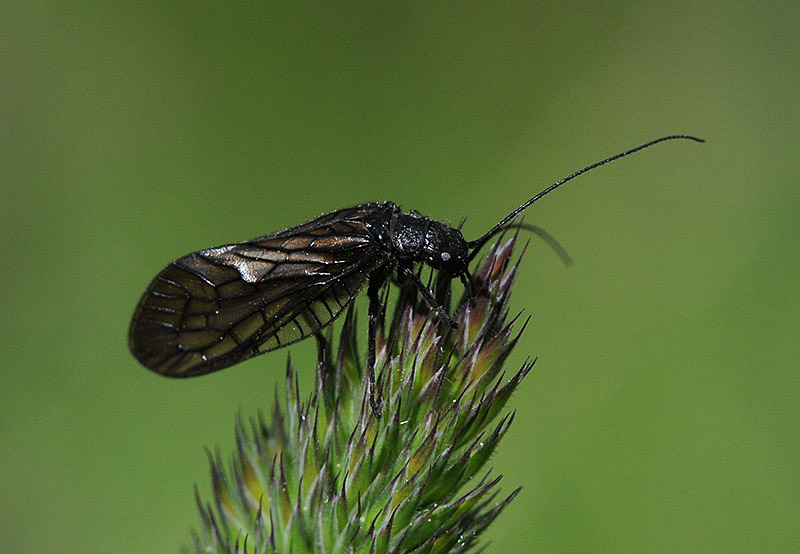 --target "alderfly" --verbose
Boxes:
[129,135,703,414]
